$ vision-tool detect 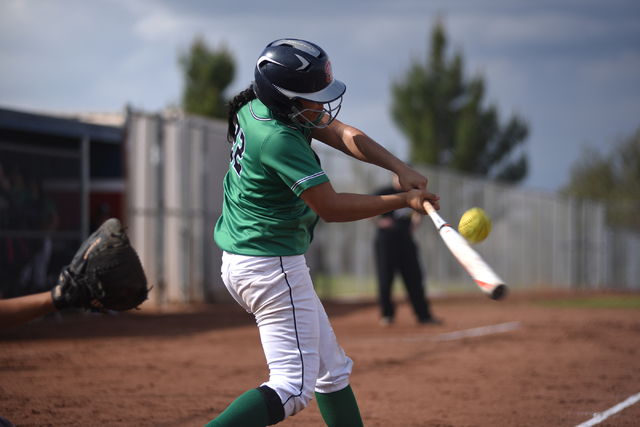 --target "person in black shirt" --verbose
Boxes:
[373,174,441,326]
